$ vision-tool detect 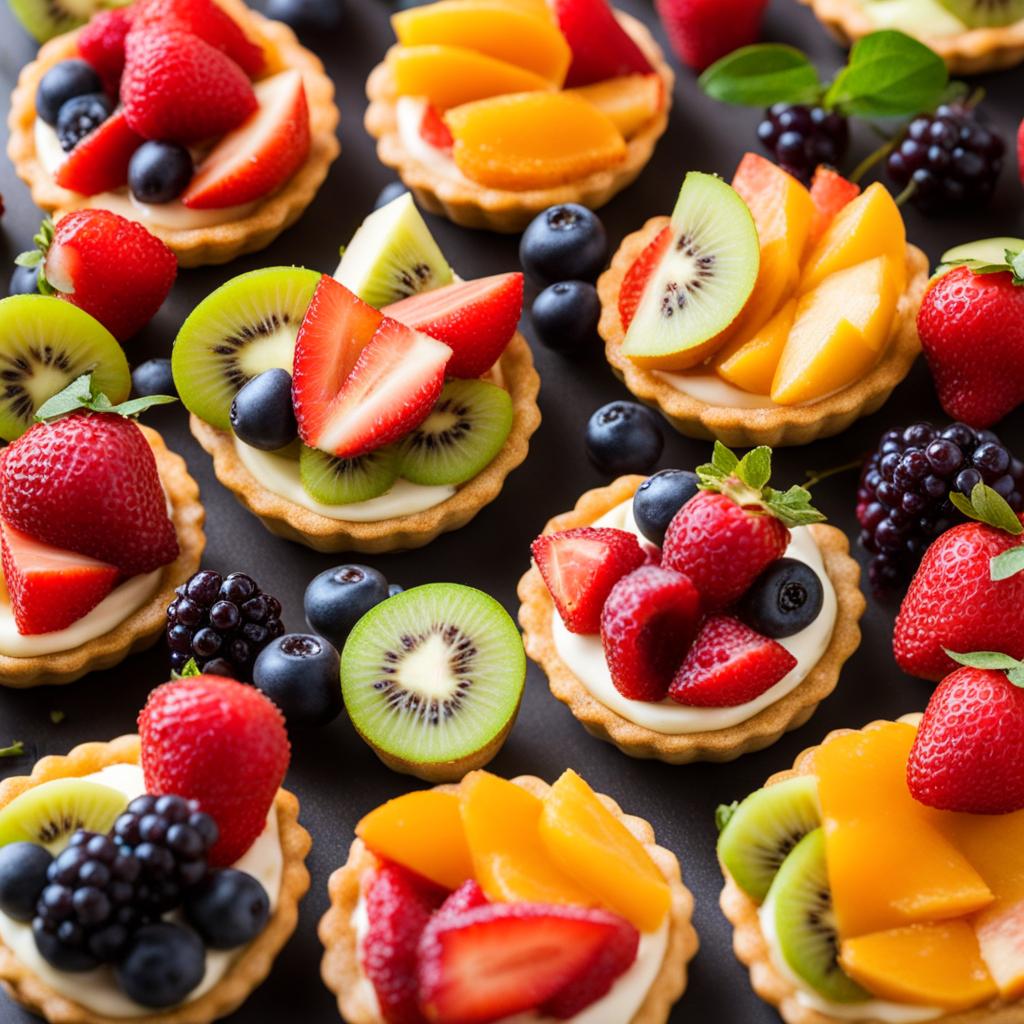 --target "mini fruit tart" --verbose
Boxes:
[174,194,541,553]
[597,155,929,447]
[319,767,697,1023]
[8,0,340,268]
[518,443,865,763]
[363,0,674,232]
[0,673,311,1022]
